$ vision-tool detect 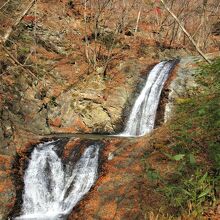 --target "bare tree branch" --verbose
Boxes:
[0,0,10,10]
[0,43,38,79]
[1,0,37,44]
[135,3,142,33]
[160,0,211,64]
